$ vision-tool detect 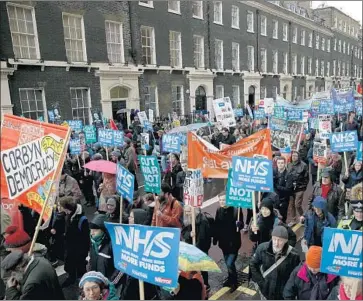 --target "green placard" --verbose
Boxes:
[84,125,97,144]
[138,155,161,194]
[226,169,253,208]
